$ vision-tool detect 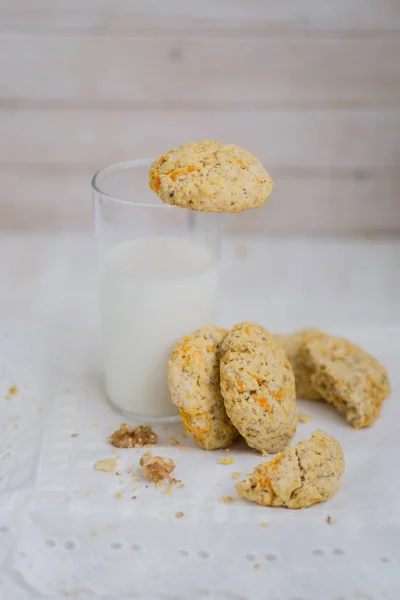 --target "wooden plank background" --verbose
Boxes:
[0,0,399,234]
